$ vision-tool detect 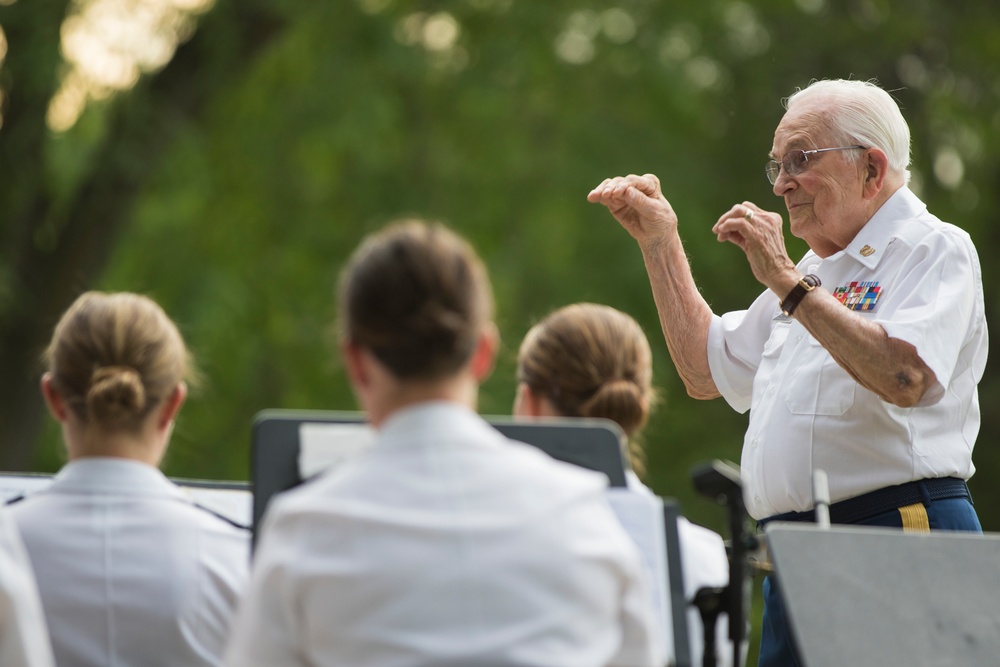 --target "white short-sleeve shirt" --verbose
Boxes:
[625,474,731,666]
[706,187,987,519]
[225,402,659,667]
